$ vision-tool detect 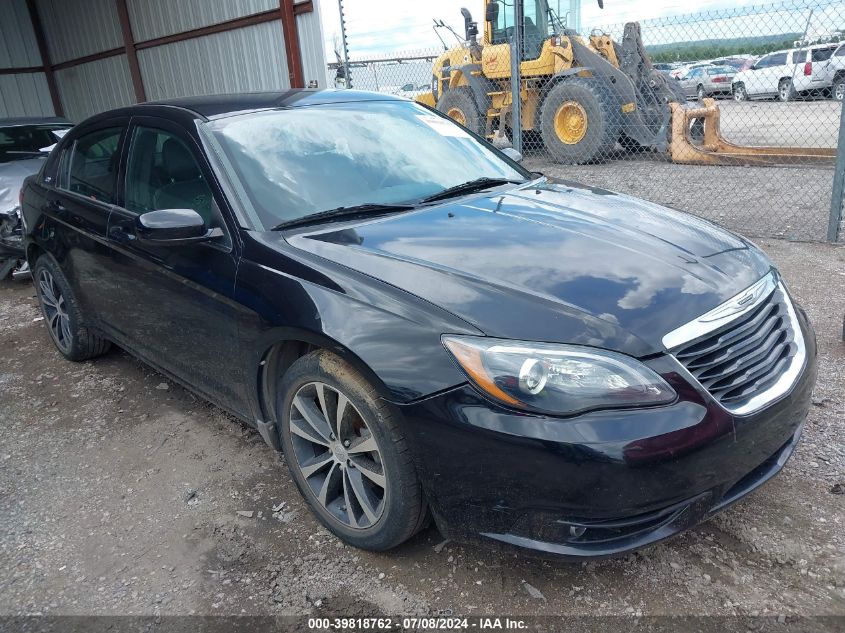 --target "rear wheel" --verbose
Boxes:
[778,78,794,102]
[697,84,706,100]
[32,255,111,361]
[540,78,619,164]
[733,83,747,101]
[278,350,428,550]
[435,87,483,136]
